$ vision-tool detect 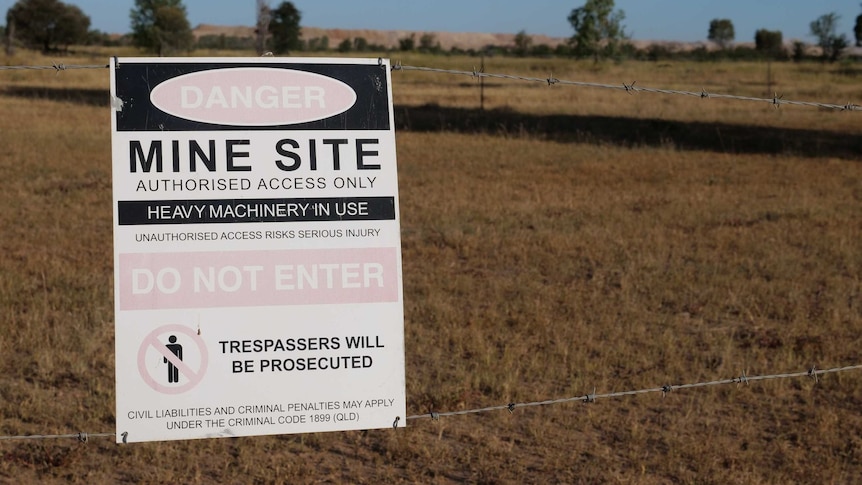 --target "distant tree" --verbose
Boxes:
[353,36,367,51]
[268,1,300,54]
[810,12,848,62]
[153,6,193,54]
[7,0,90,51]
[398,33,415,51]
[646,43,672,61]
[513,29,532,57]
[304,35,327,51]
[827,35,849,61]
[337,38,351,52]
[707,18,735,49]
[254,0,270,55]
[567,0,626,61]
[418,33,439,53]
[130,0,193,55]
[53,3,89,49]
[855,3,862,47]
[754,29,783,57]
[554,43,571,57]
[791,40,807,62]
[5,19,13,55]
[531,43,552,57]
[87,29,110,46]
[196,33,254,50]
